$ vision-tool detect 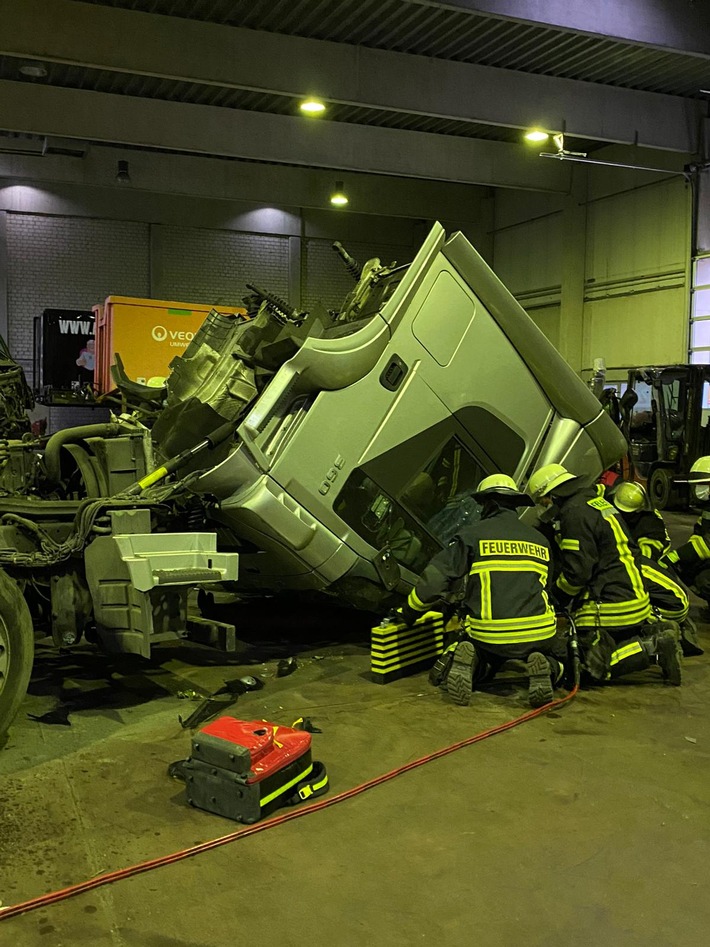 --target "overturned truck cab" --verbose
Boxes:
[0,222,625,735]
[160,221,625,607]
